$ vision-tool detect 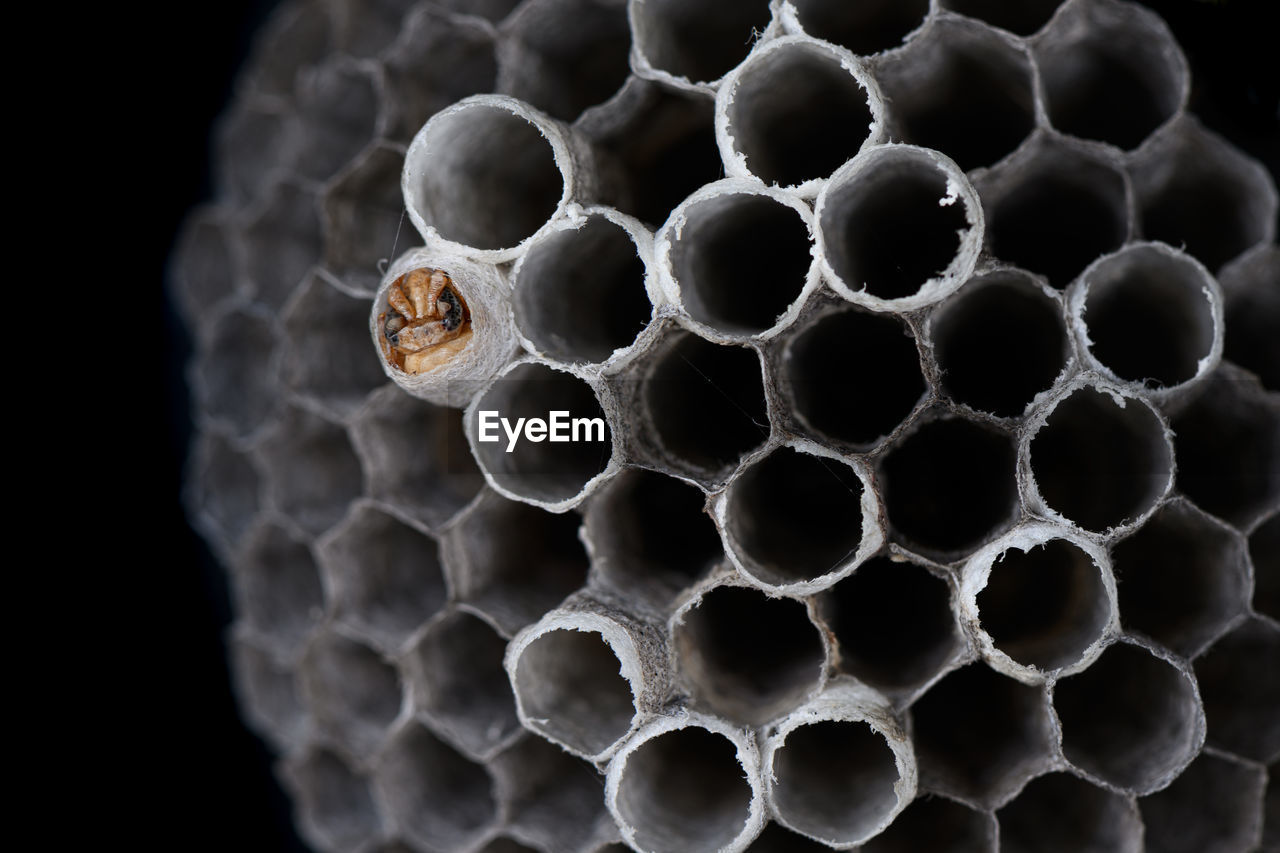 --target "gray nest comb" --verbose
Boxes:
[173,0,1280,850]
